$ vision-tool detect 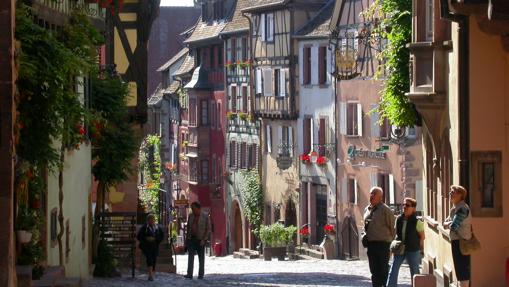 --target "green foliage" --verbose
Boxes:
[240,170,263,237]
[139,135,162,216]
[259,223,297,247]
[90,74,137,188]
[362,0,417,127]
[93,239,118,277]
[16,4,103,170]
[15,207,39,231]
